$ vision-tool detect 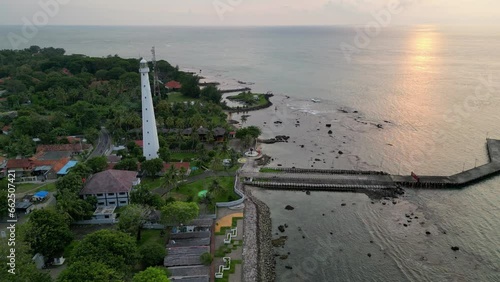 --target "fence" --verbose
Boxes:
[215,171,245,208]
